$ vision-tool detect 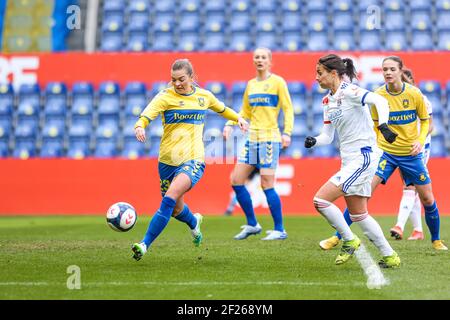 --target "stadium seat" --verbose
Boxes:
[384,31,408,51]
[150,32,174,51]
[128,0,150,13]
[358,11,380,31]
[281,32,303,51]
[288,82,307,115]
[334,31,356,51]
[0,137,9,157]
[149,136,161,156]
[359,30,382,50]
[410,31,433,51]
[383,0,405,11]
[307,0,328,12]
[229,31,253,52]
[71,82,94,127]
[202,32,226,51]
[18,83,40,108]
[283,138,306,159]
[229,12,251,32]
[101,31,123,51]
[332,11,354,31]
[410,0,430,11]
[411,11,433,31]
[204,13,226,33]
[256,12,277,32]
[177,32,200,51]
[67,124,91,159]
[205,82,227,103]
[437,31,450,50]
[154,0,175,13]
[436,0,450,11]
[333,0,353,12]
[384,11,406,32]
[437,12,450,31]
[98,82,121,127]
[102,13,124,34]
[152,13,176,33]
[94,125,118,157]
[127,13,150,33]
[281,12,302,32]
[126,32,148,51]
[255,0,277,12]
[178,12,201,33]
[255,31,278,50]
[430,135,447,157]
[103,0,126,14]
[282,0,301,12]
[431,116,446,136]
[13,125,37,159]
[40,139,64,157]
[205,0,227,13]
[44,82,67,124]
[311,83,329,114]
[419,81,443,115]
[0,84,13,128]
[231,82,247,111]
[291,117,309,137]
[306,31,329,51]
[231,0,252,13]
[148,117,164,138]
[308,13,328,32]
